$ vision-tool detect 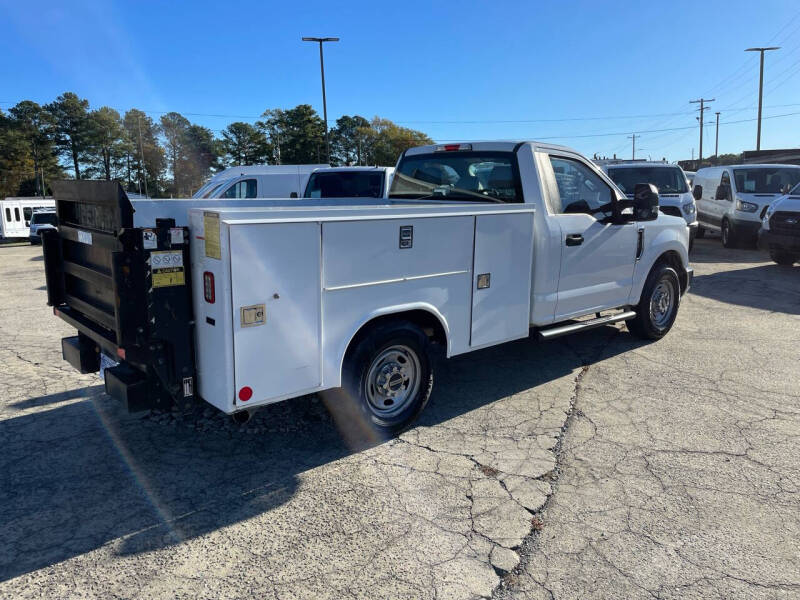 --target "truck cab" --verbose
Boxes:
[390,142,691,326]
